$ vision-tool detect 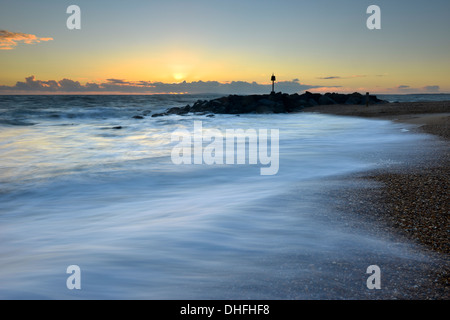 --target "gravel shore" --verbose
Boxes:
[304,101,449,299]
